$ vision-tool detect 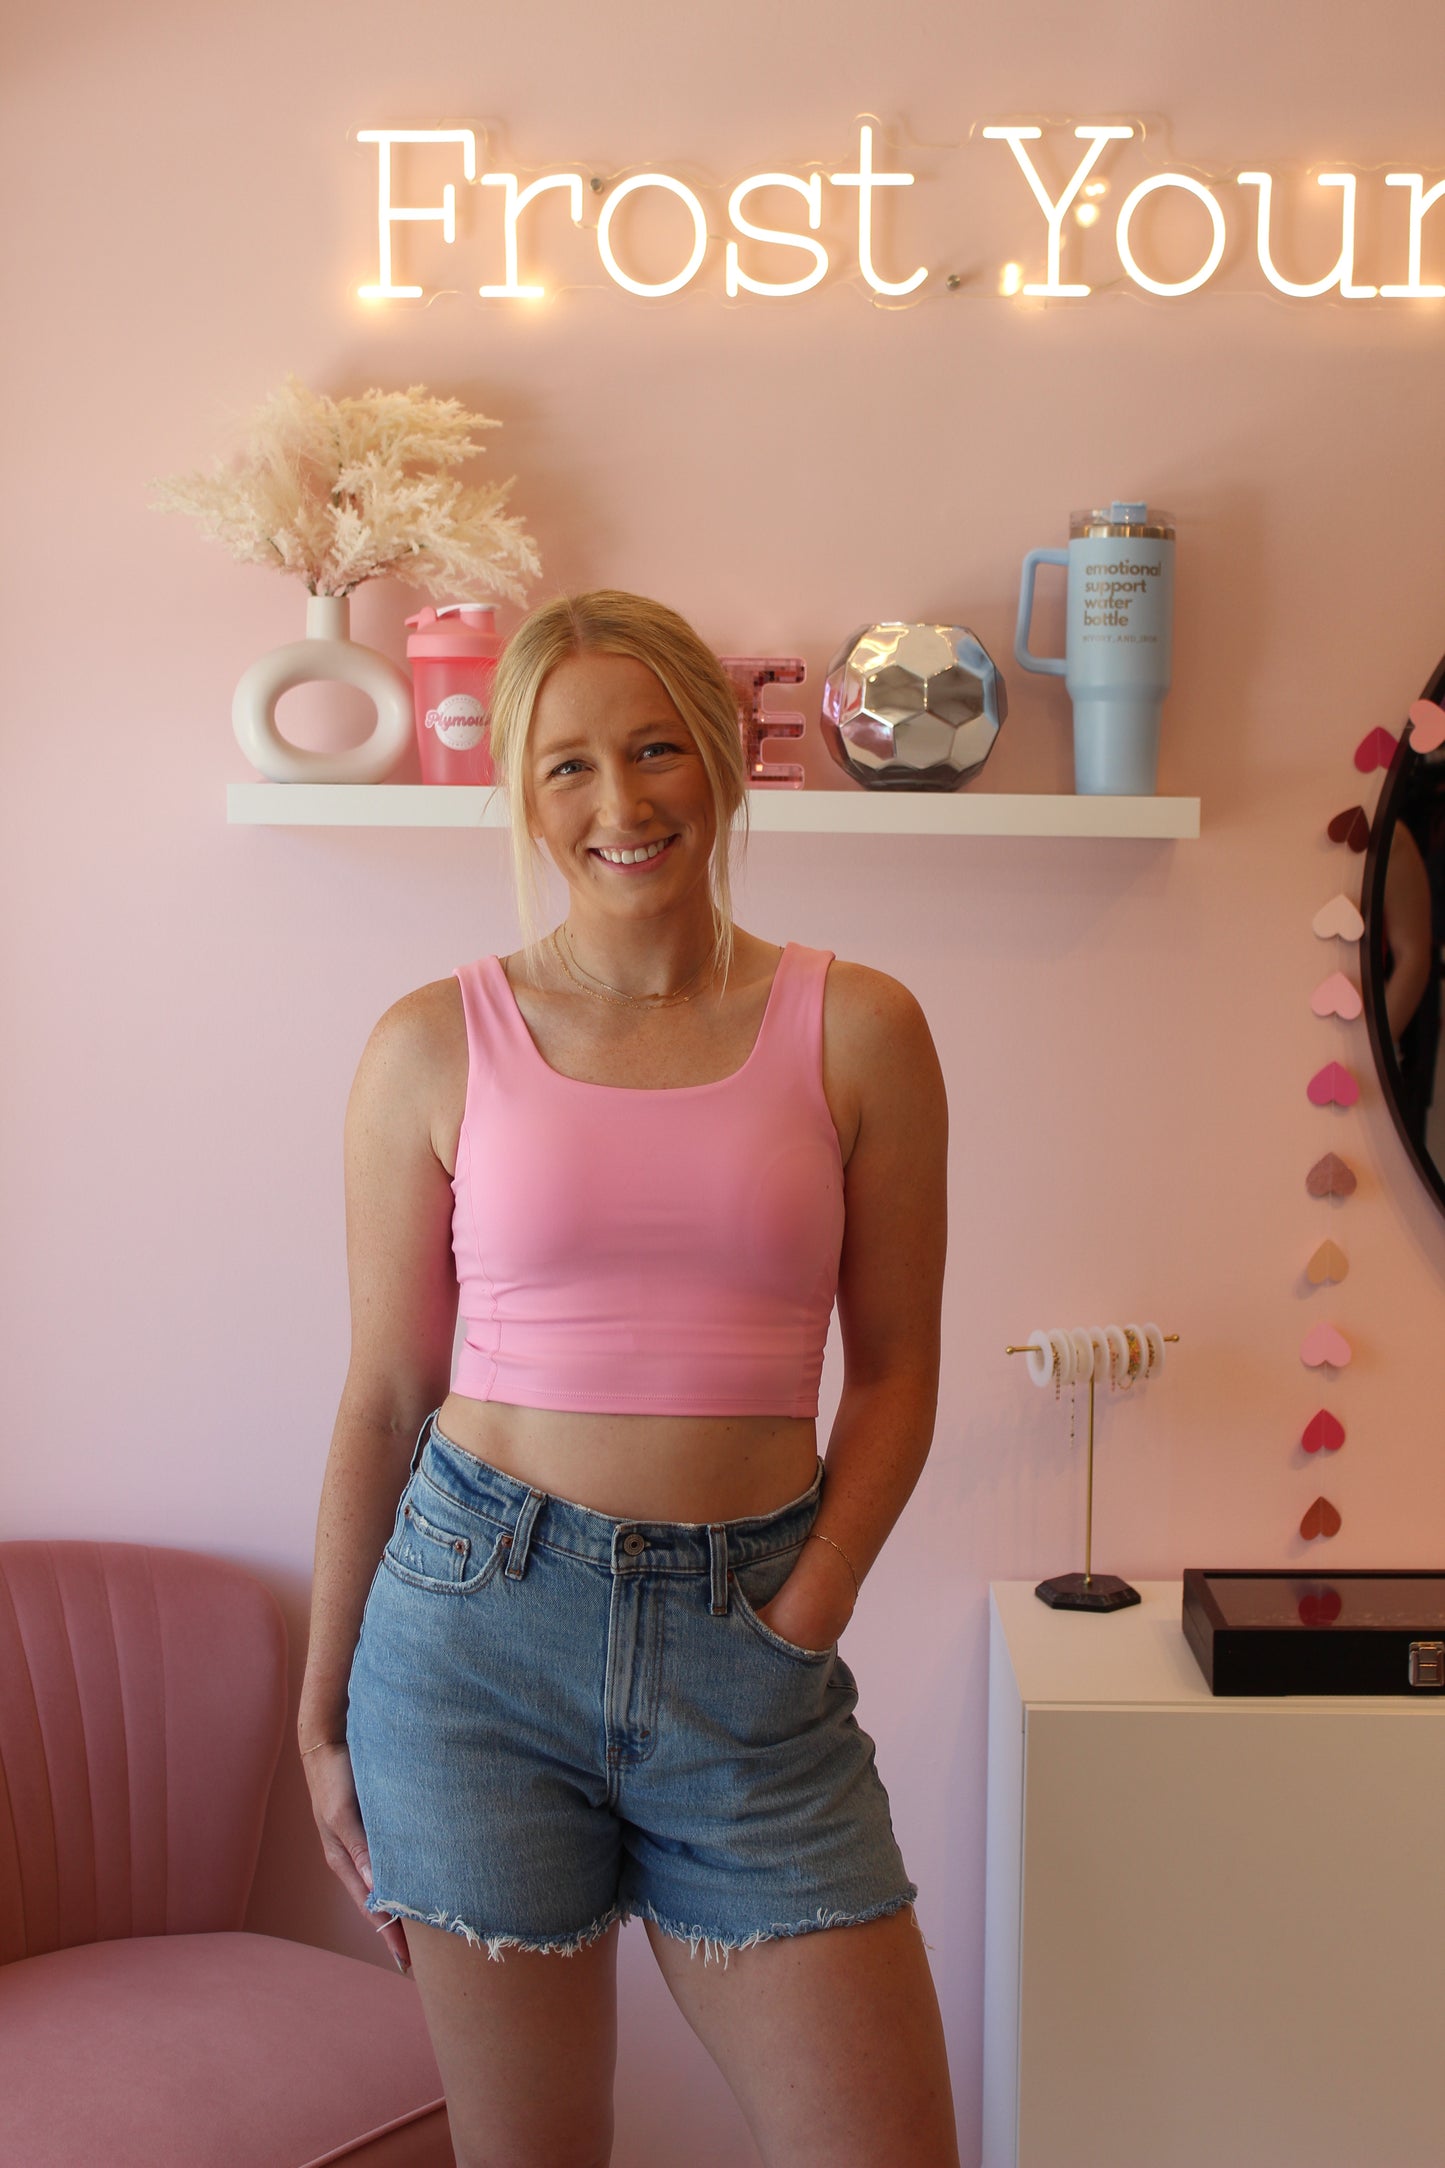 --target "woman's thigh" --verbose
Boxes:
[406,1916,621,2168]
[644,1906,959,2168]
